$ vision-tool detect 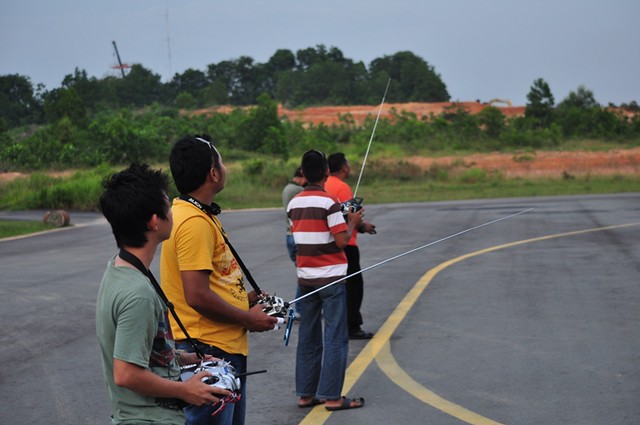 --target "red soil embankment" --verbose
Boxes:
[404,148,640,178]
[278,102,525,126]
